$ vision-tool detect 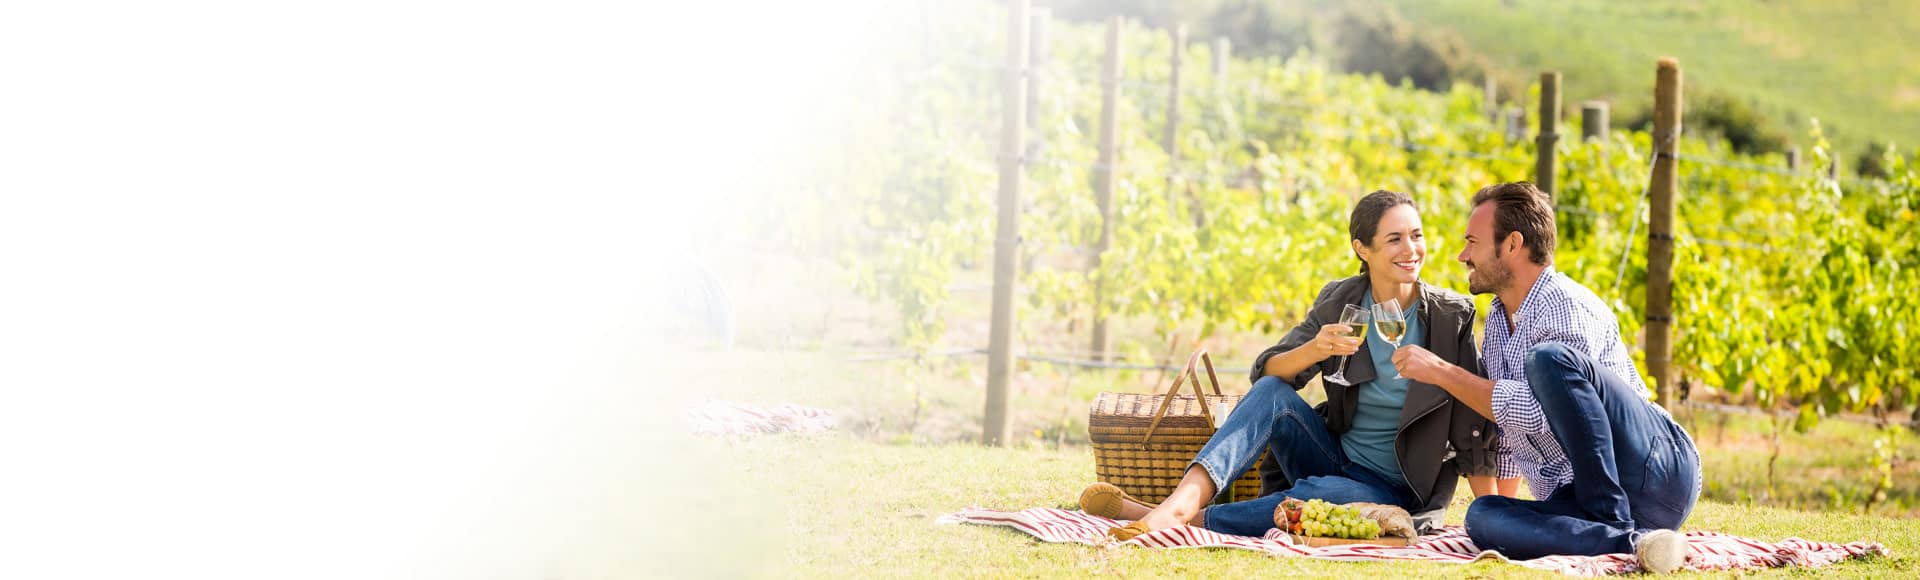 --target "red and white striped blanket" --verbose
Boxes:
[937,507,1888,576]
[682,400,836,437]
